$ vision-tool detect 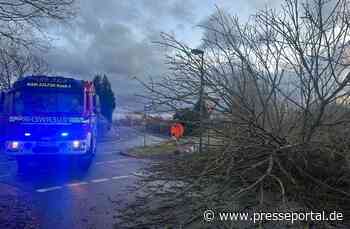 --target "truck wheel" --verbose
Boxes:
[78,138,95,171]
[90,137,96,156]
[78,156,92,171]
